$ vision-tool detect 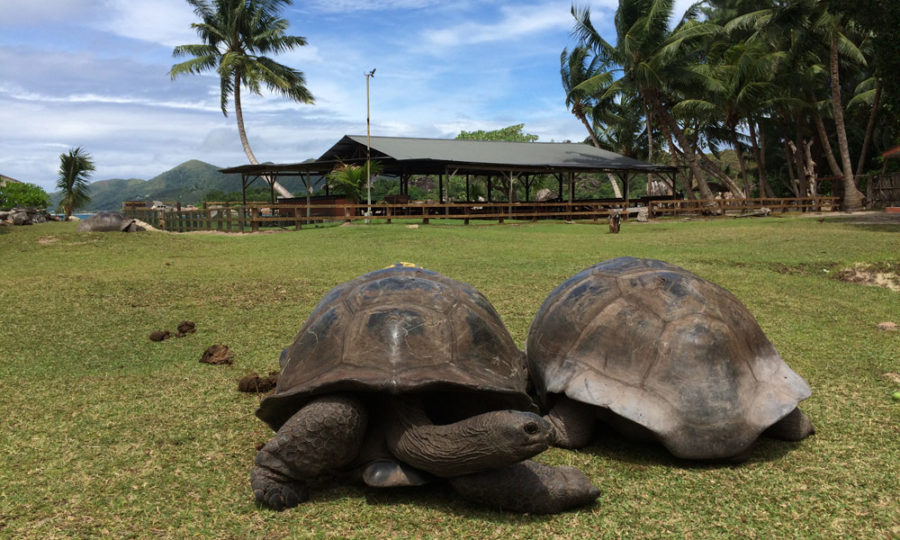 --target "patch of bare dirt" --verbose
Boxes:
[200,344,234,365]
[802,210,900,225]
[37,236,59,245]
[881,372,900,384]
[836,263,900,292]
